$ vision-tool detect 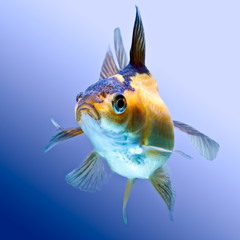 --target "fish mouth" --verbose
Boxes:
[76,102,100,122]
